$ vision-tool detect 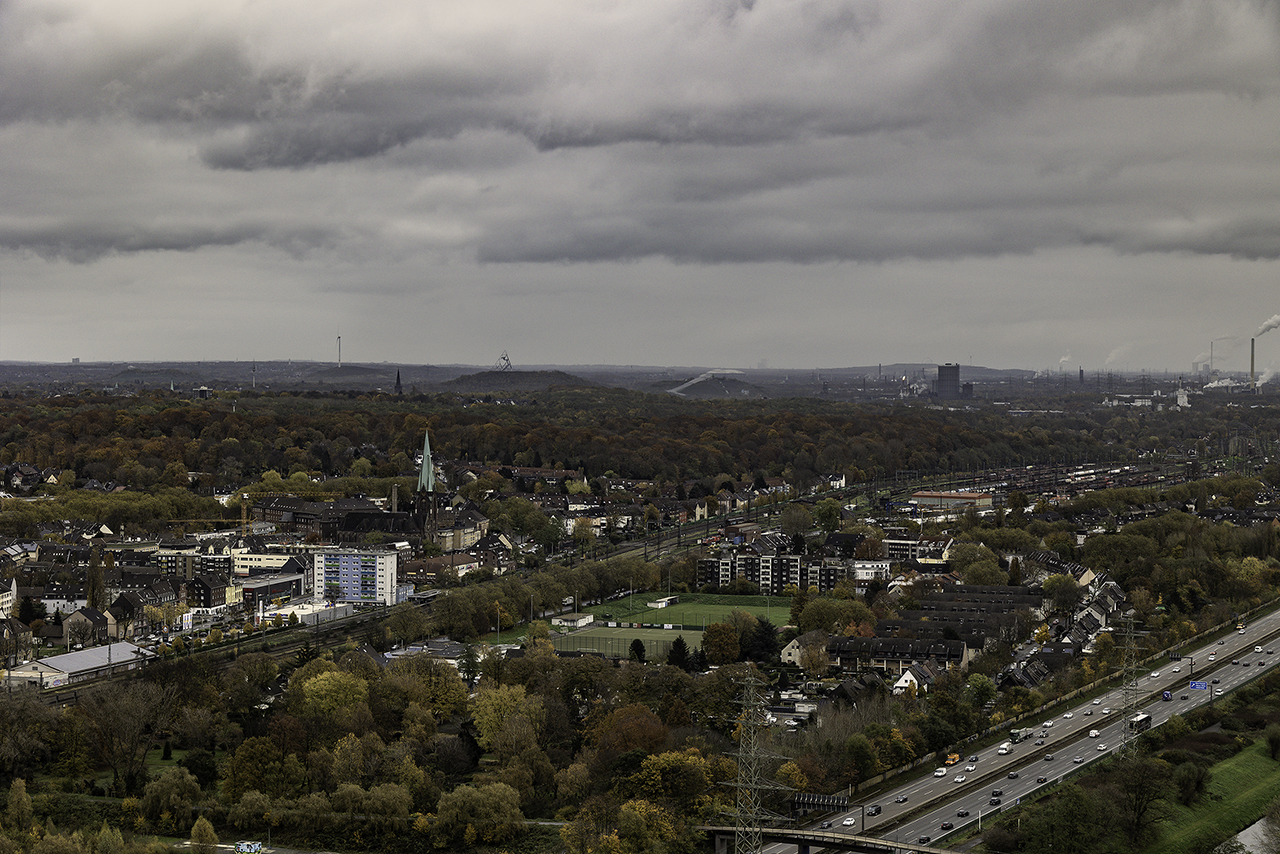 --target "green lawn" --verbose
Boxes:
[582,592,791,629]
[1139,740,1280,854]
